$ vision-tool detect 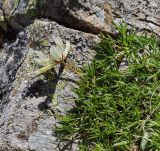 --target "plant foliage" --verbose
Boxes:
[55,23,160,150]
